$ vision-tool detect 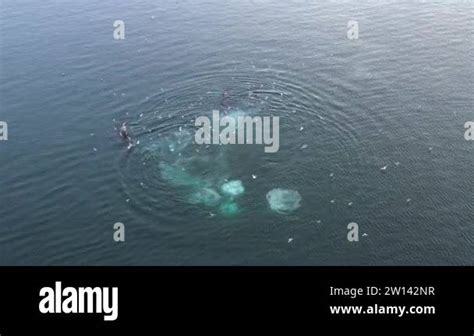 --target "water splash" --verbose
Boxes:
[266,188,302,214]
